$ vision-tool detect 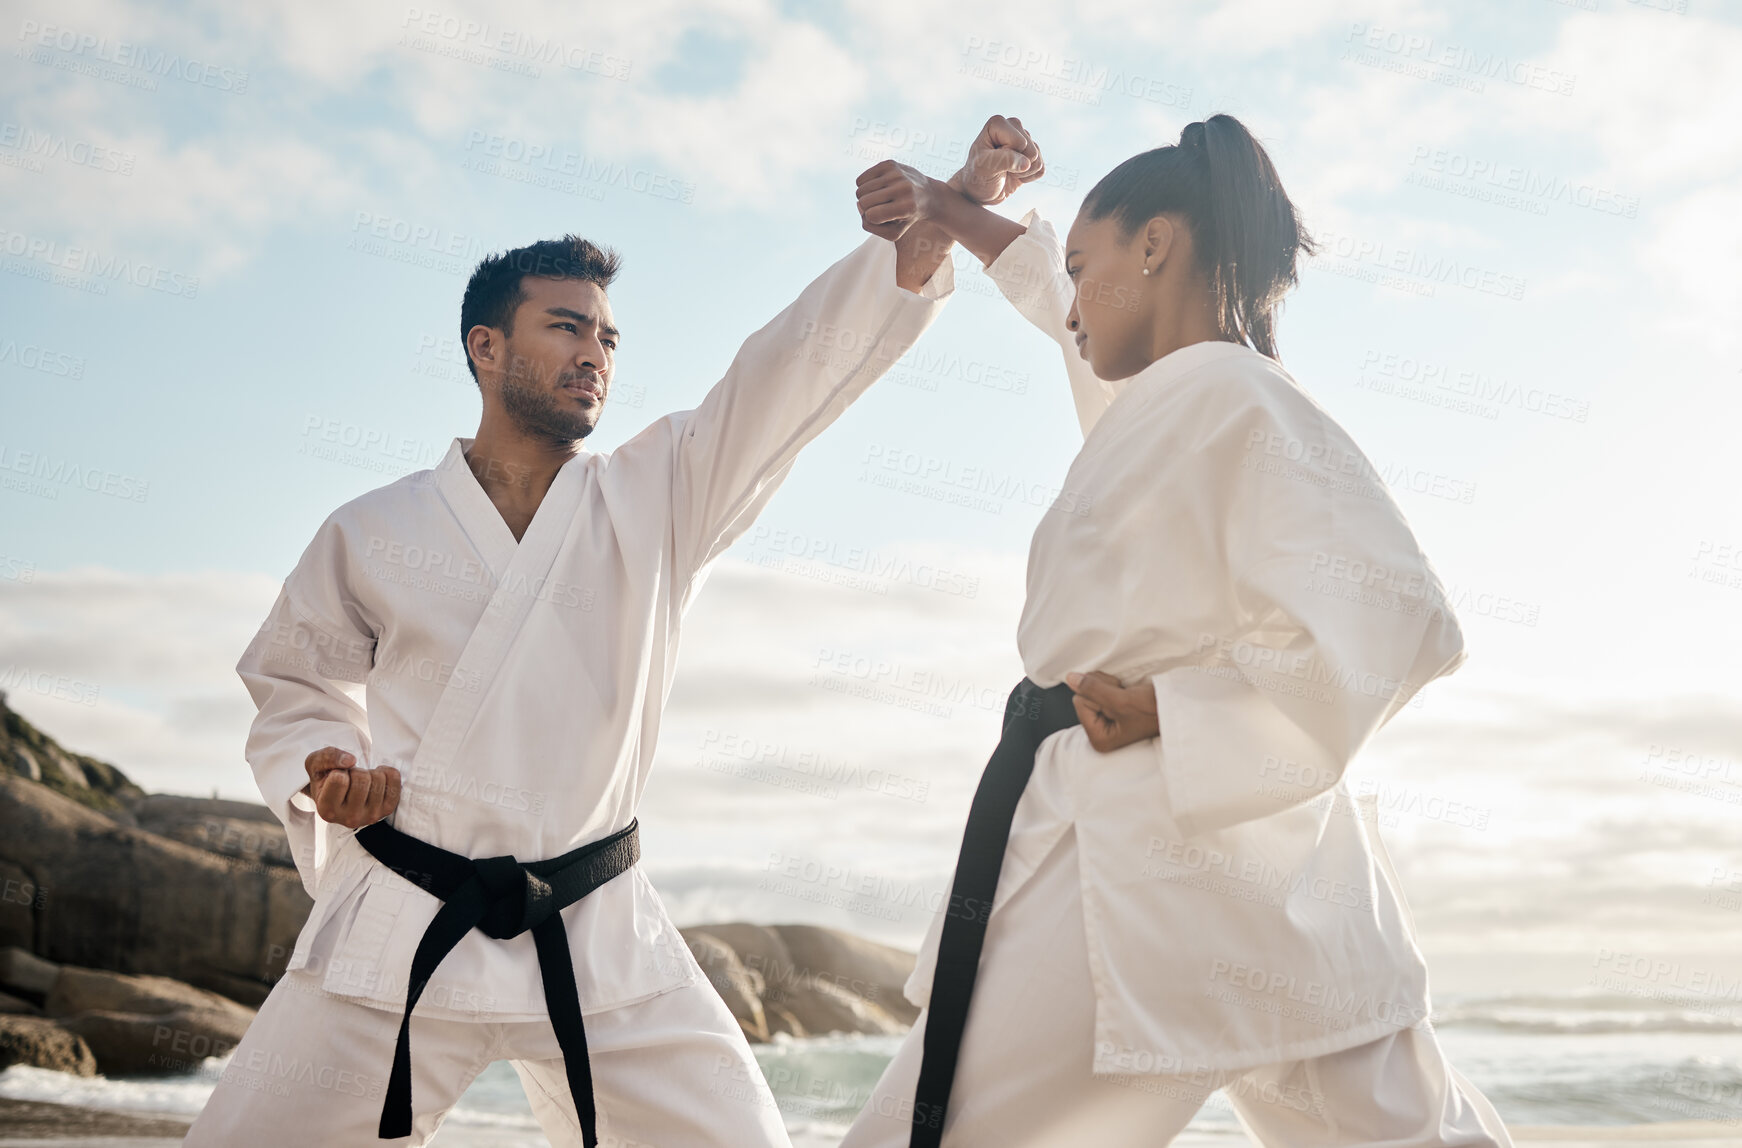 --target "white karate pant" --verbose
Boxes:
[185,968,791,1148]
[840,827,1513,1148]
